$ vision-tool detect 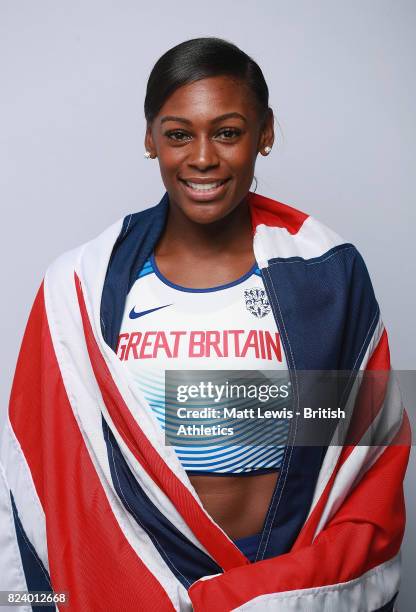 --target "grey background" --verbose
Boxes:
[1,0,414,609]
